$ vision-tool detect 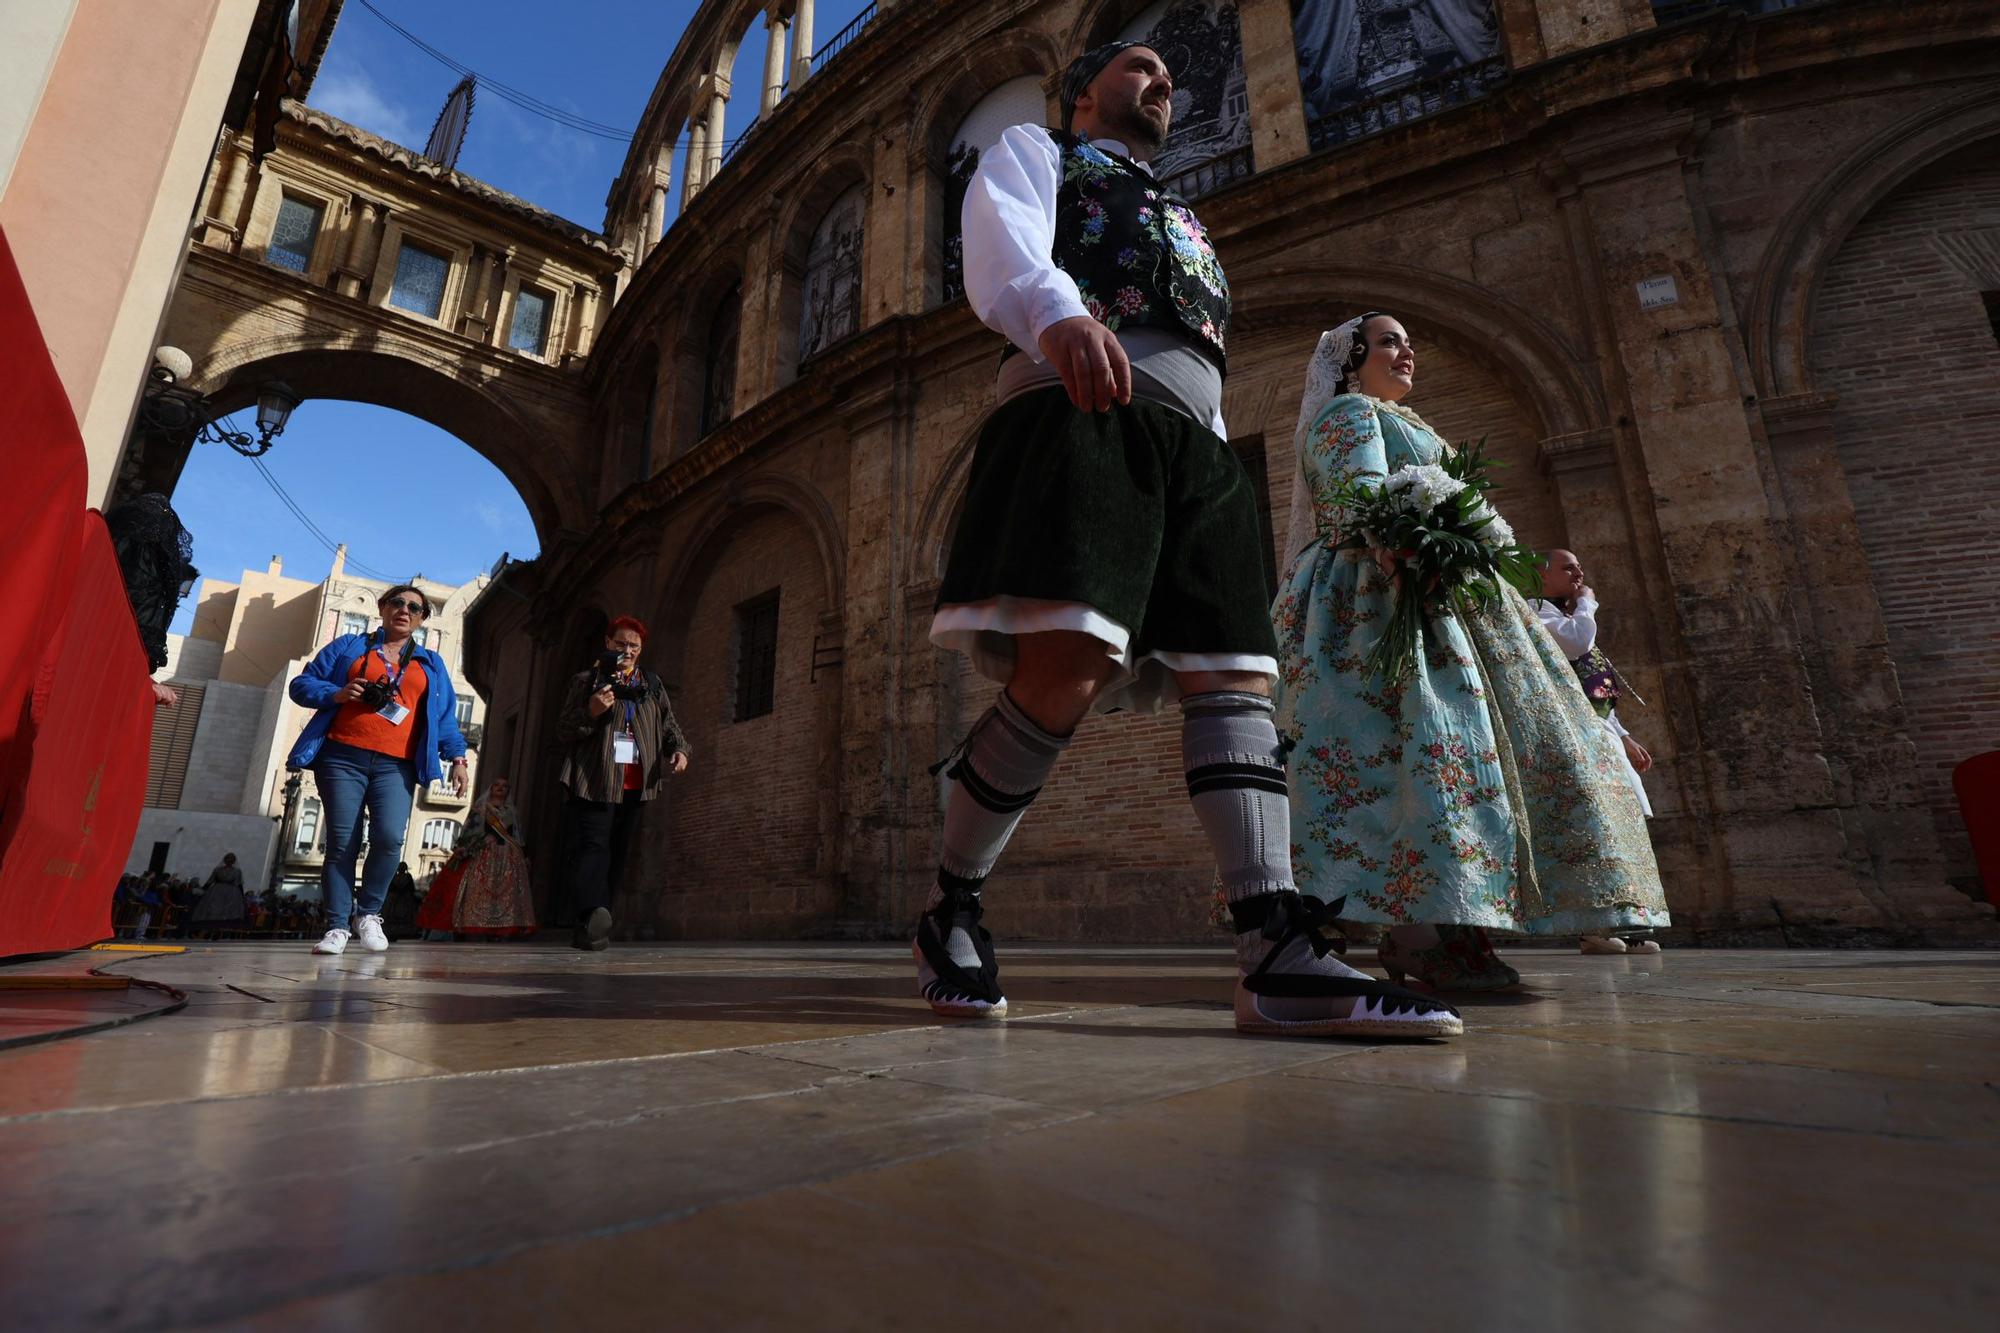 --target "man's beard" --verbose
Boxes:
[1100,89,1169,155]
